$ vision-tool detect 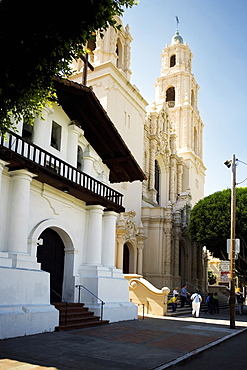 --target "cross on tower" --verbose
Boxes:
[80,53,94,85]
